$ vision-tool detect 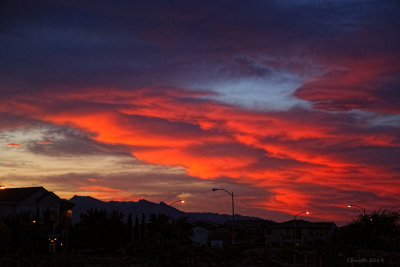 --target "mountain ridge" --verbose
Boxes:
[69,195,264,224]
